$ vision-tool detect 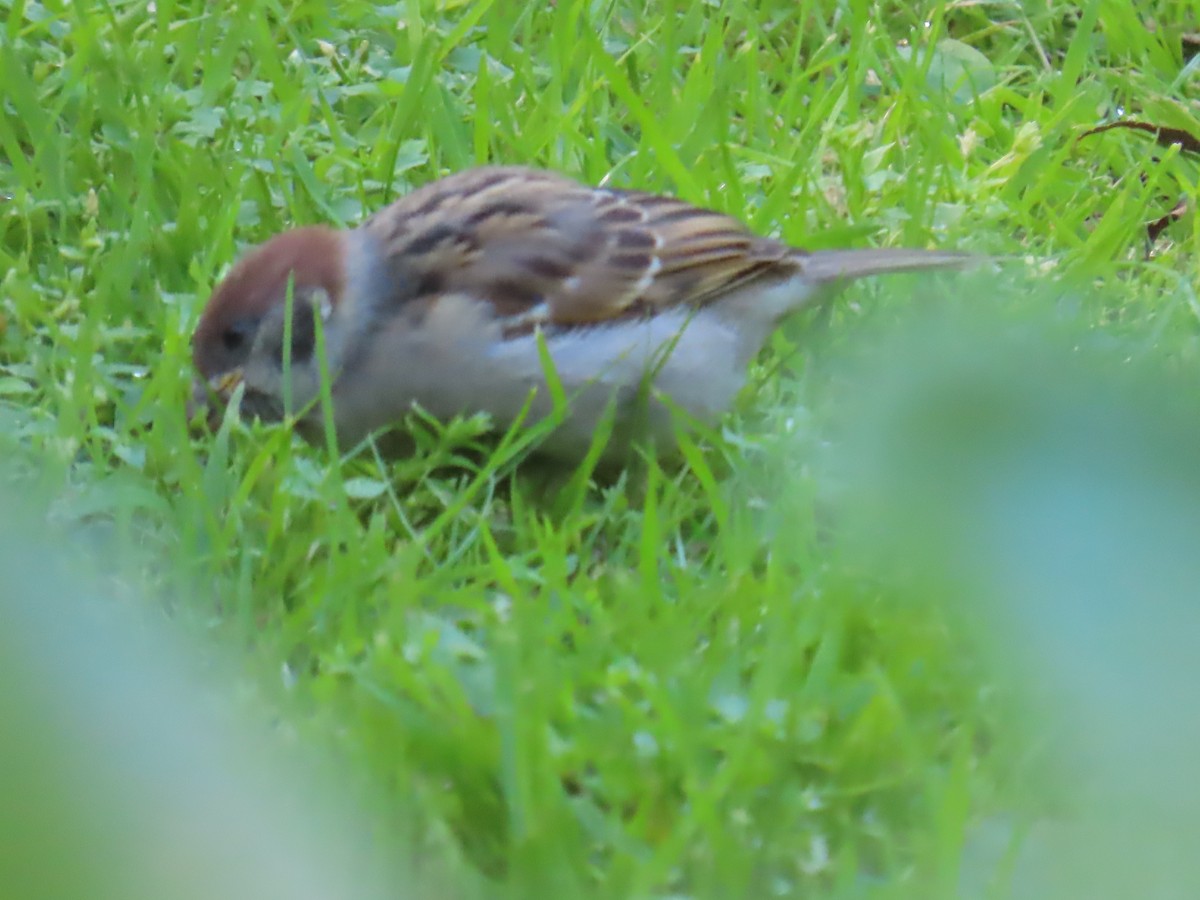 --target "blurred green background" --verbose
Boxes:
[2,1,1199,897]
